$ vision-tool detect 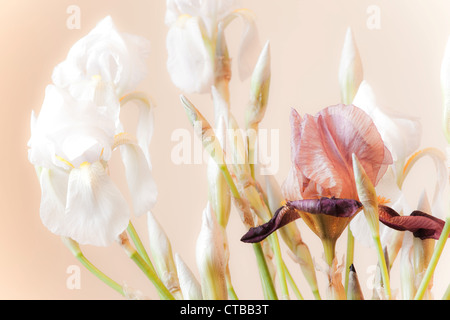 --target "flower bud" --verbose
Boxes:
[339,27,363,104]
[347,264,364,300]
[196,203,227,300]
[147,211,182,299]
[245,41,271,130]
[175,253,203,300]
[180,95,225,165]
